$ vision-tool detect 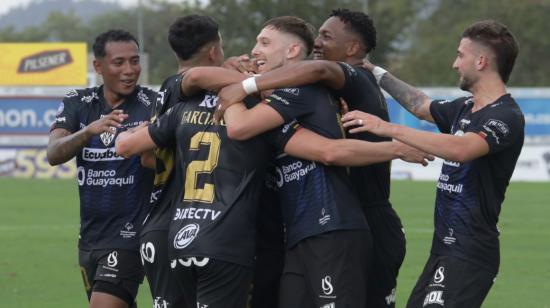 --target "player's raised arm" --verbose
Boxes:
[181,66,248,95]
[363,60,434,122]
